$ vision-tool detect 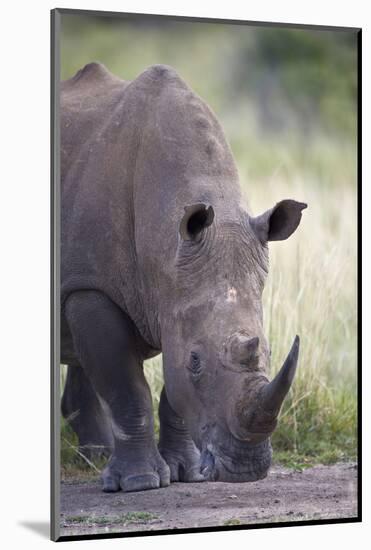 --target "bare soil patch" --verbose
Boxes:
[60,463,357,537]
